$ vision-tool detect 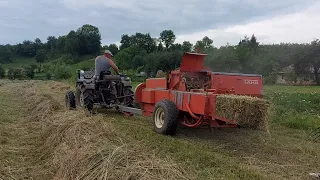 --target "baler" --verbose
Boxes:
[118,52,264,135]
